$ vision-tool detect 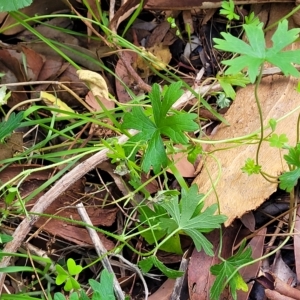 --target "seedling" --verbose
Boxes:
[55,258,83,291]
[54,269,116,300]
[122,82,198,174]
[219,0,240,21]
